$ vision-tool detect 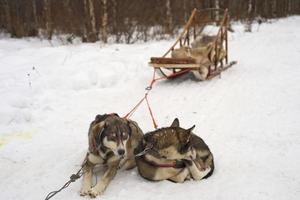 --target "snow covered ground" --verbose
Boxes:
[1,17,300,200]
